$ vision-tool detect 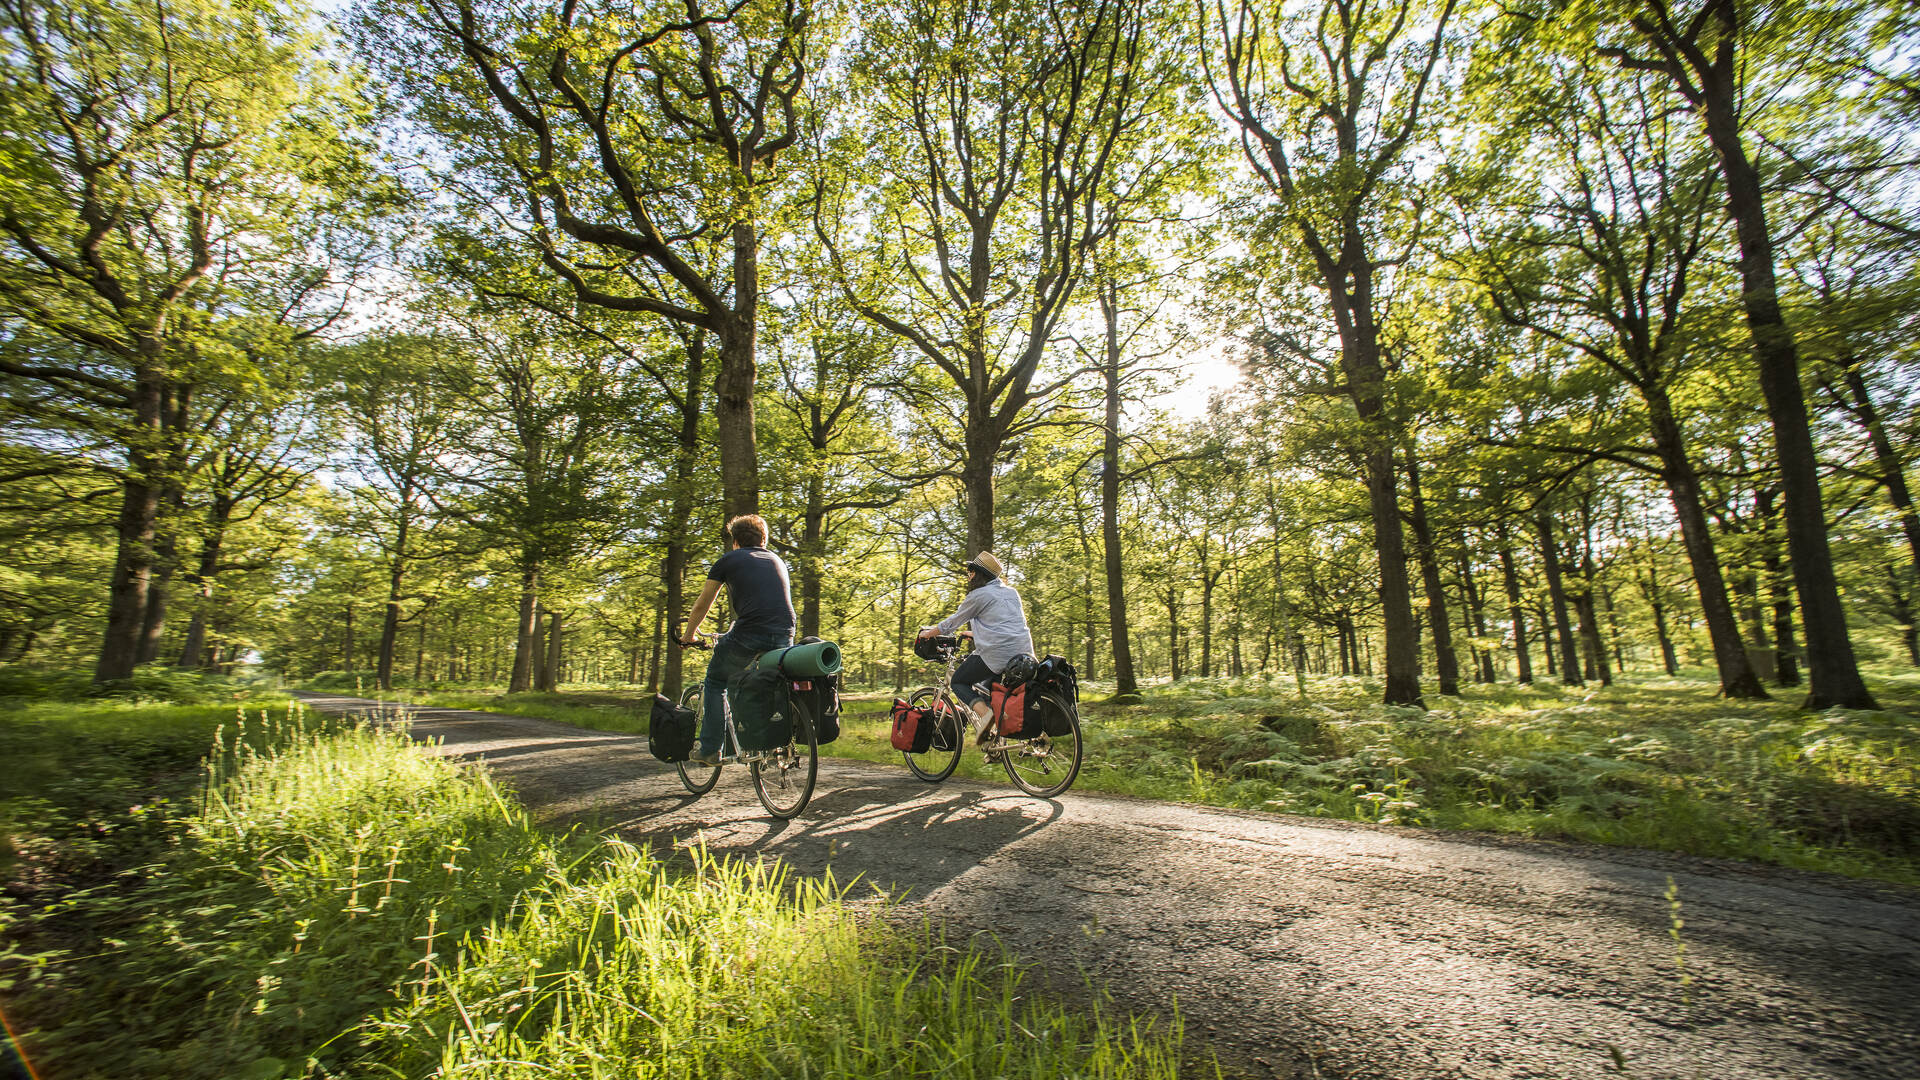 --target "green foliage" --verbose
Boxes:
[0,664,265,705]
[1075,673,1920,884]
[3,701,1192,1080]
